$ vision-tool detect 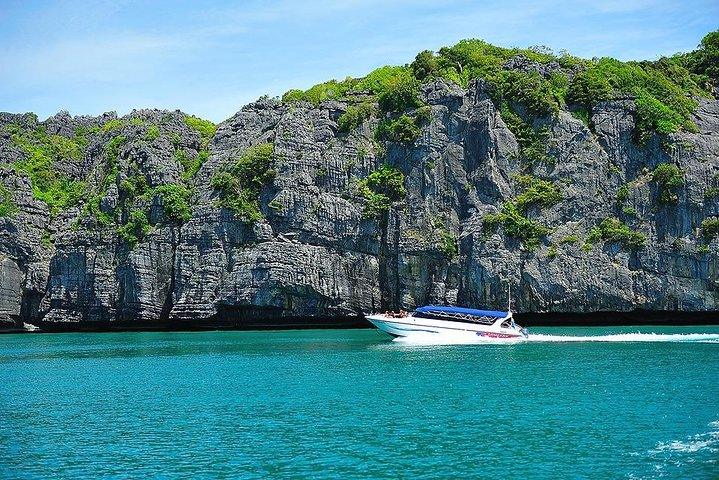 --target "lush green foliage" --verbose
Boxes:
[586,217,646,250]
[211,143,275,222]
[282,65,423,115]
[679,30,719,85]
[10,126,87,215]
[616,184,630,203]
[0,183,18,217]
[176,149,209,181]
[155,184,192,222]
[569,107,591,126]
[119,173,149,198]
[377,74,422,113]
[705,187,719,199]
[145,124,160,141]
[568,58,704,142]
[410,40,569,117]
[566,70,613,109]
[651,163,684,204]
[117,209,150,247]
[495,70,563,117]
[483,202,550,249]
[375,115,421,144]
[338,102,376,132]
[105,135,126,162]
[482,176,560,247]
[283,78,357,105]
[354,66,410,96]
[184,115,217,148]
[101,119,124,133]
[700,217,719,239]
[622,206,638,217]
[356,164,406,218]
[560,235,579,244]
[84,193,114,227]
[514,175,562,211]
[283,32,715,143]
[411,50,439,80]
[499,104,549,165]
[438,228,458,258]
